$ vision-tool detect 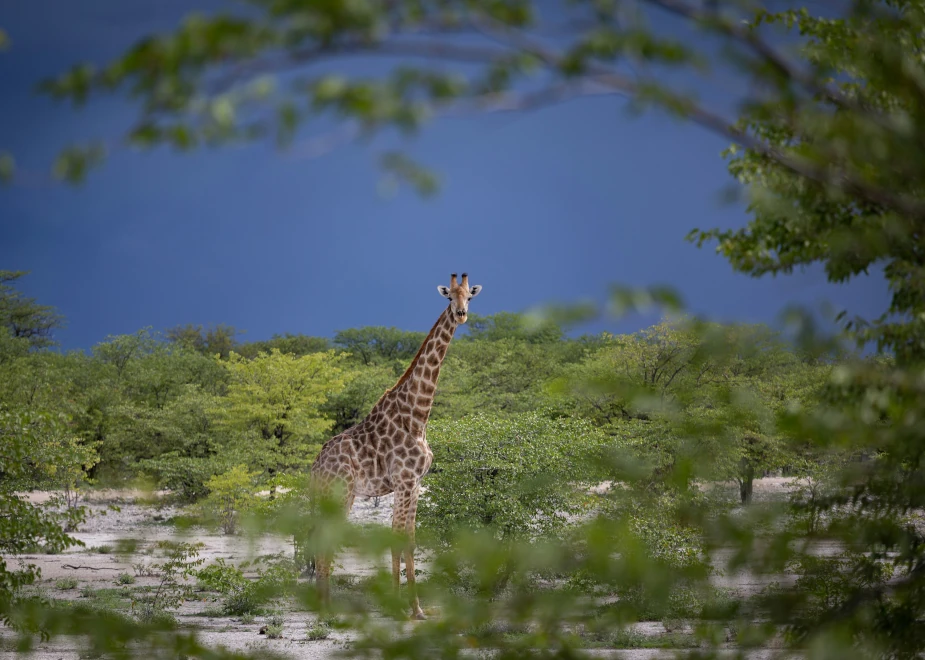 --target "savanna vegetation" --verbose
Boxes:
[3,0,925,657]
